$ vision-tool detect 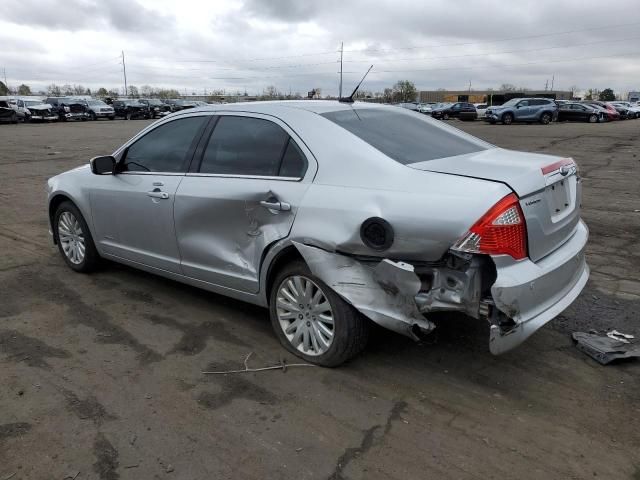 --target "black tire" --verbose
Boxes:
[588,114,598,123]
[539,112,552,125]
[108,116,115,120]
[443,112,450,120]
[502,113,514,125]
[269,260,370,367]
[53,201,100,273]
[90,112,97,121]
[23,115,30,123]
